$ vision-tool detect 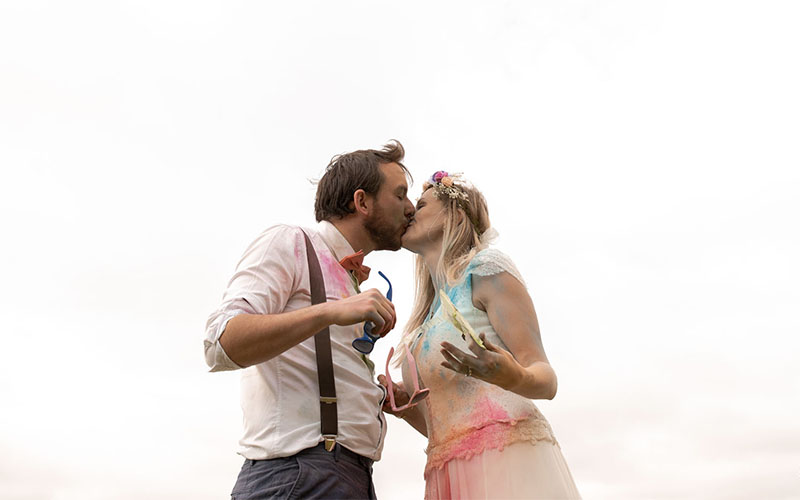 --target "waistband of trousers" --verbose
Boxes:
[299,442,374,469]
